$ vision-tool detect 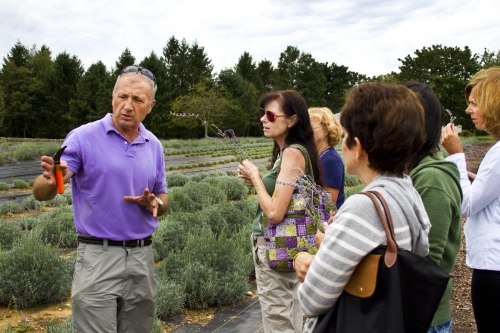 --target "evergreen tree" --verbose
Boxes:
[3,40,30,67]
[217,69,259,136]
[275,46,300,90]
[41,52,84,137]
[275,46,326,107]
[163,36,214,102]
[321,62,360,113]
[295,53,326,107]
[113,48,136,77]
[0,61,33,137]
[139,51,168,136]
[235,51,257,83]
[255,59,275,95]
[0,42,49,137]
[188,41,214,84]
[68,61,112,128]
